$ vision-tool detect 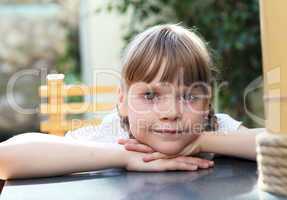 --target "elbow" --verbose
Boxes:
[0,144,22,180]
[0,160,14,180]
[0,163,27,180]
[0,168,8,180]
[0,146,9,180]
[0,169,21,181]
[0,171,12,181]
